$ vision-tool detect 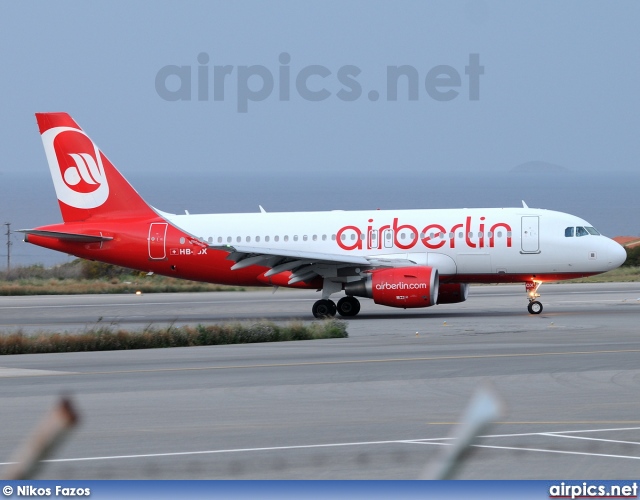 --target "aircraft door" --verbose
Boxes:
[148,222,168,260]
[521,216,540,253]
